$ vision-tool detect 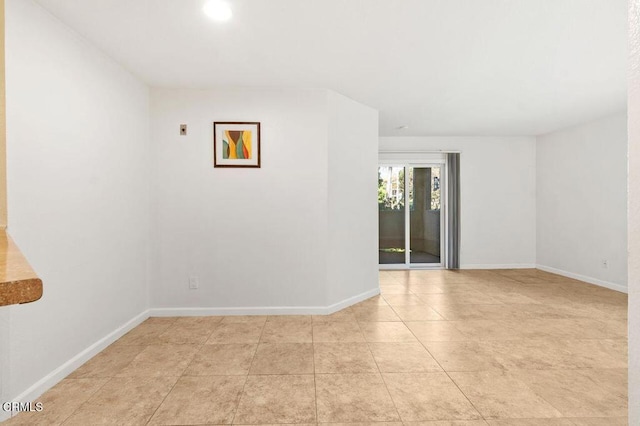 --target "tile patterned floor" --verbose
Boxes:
[5,269,628,425]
